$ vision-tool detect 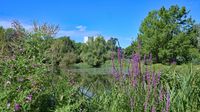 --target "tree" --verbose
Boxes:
[74,42,83,63]
[105,37,118,60]
[58,36,76,53]
[138,5,197,64]
[0,21,26,56]
[197,25,200,50]
[124,40,138,58]
[33,21,59,37]
[81,36,107,67]
[49,36,79,67]
[0,27,6,54]
[106,37,118,51]
[193,24,200,50]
